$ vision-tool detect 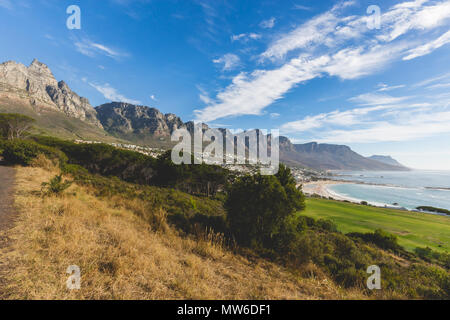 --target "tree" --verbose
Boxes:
[152,151,229,196]
[225,166,305,248]
[275,164,306,213]
[0,113,35,140]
